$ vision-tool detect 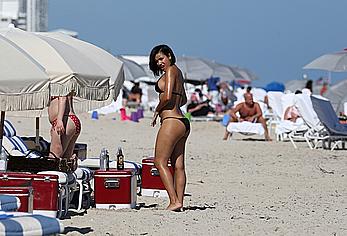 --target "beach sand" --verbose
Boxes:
[7,111,347,235]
